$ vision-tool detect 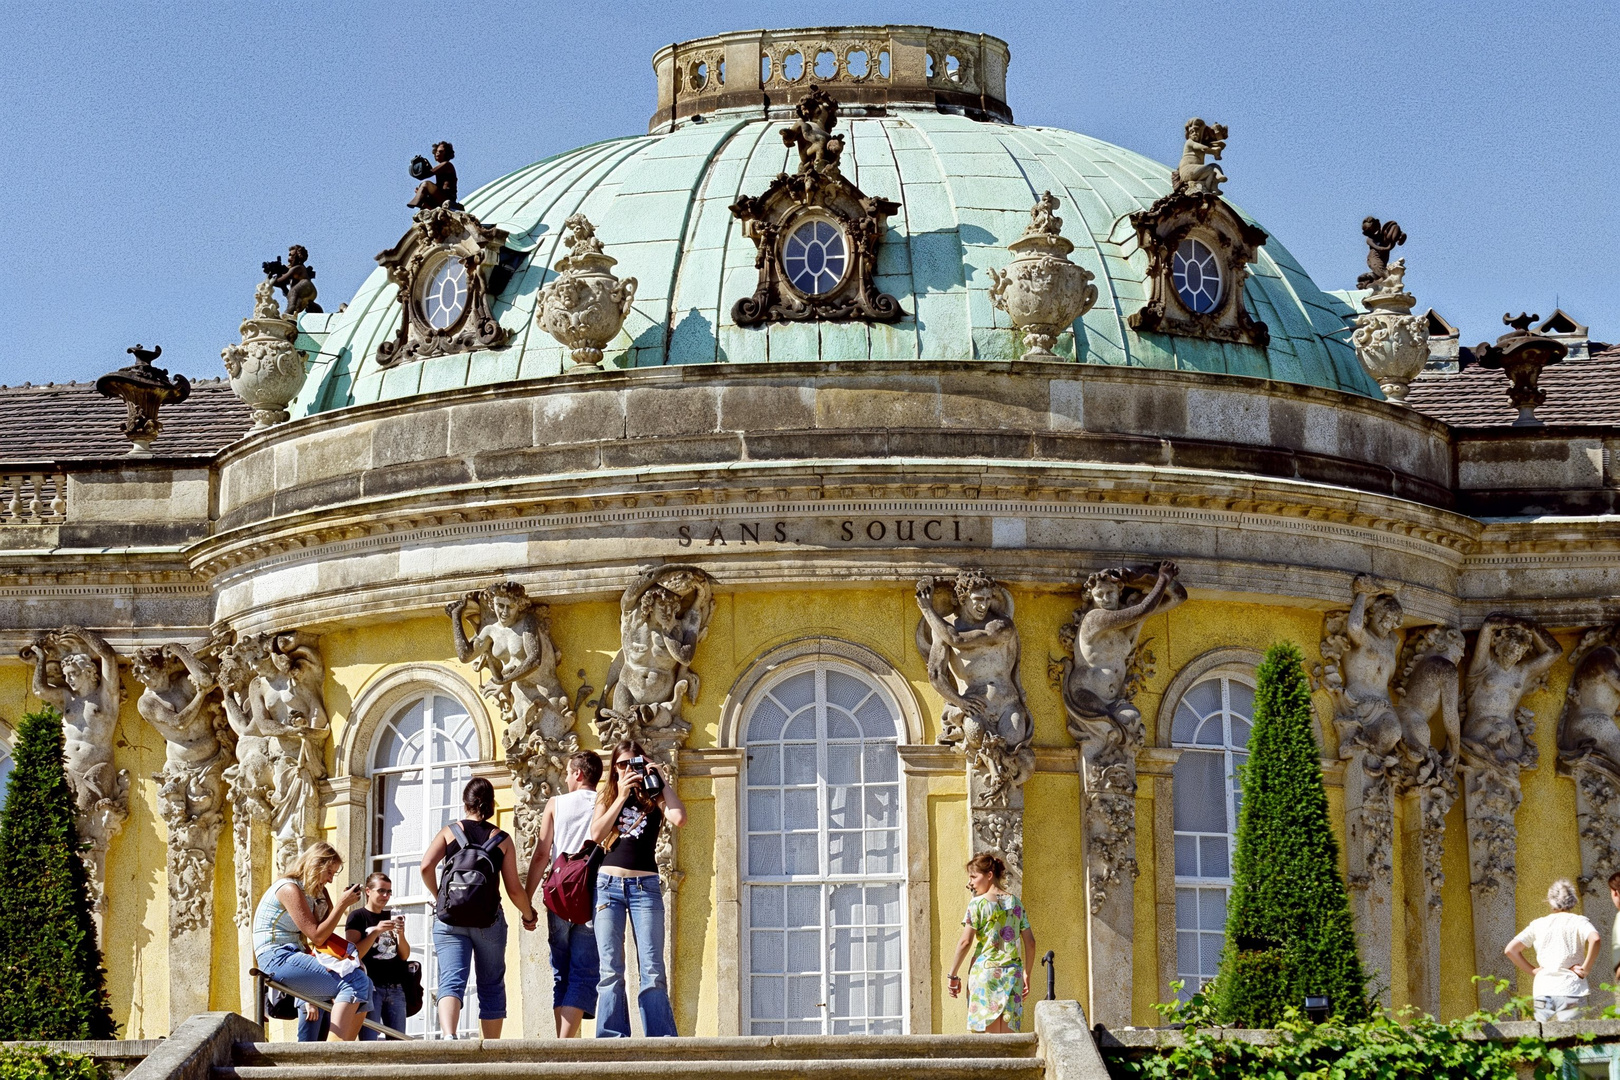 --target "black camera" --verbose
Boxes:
[632,756,665,798]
